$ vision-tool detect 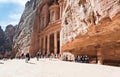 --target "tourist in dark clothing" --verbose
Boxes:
[25,53,30,63]
[84,55,89,63]
[77,56,81,62]
[75,55,78,62]
[21,53,25,59]
[80,56,83,62]
[36,52,40,61]
[47,52,51,58]
[81,55,89,63]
